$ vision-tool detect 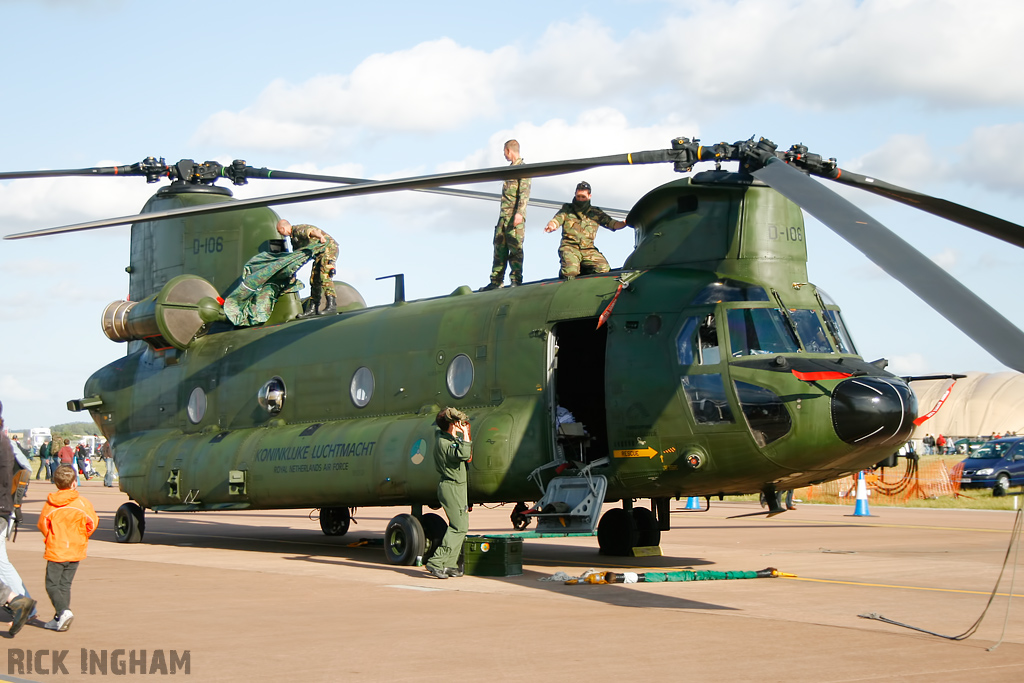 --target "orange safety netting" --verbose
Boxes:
[800,459,964,504]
